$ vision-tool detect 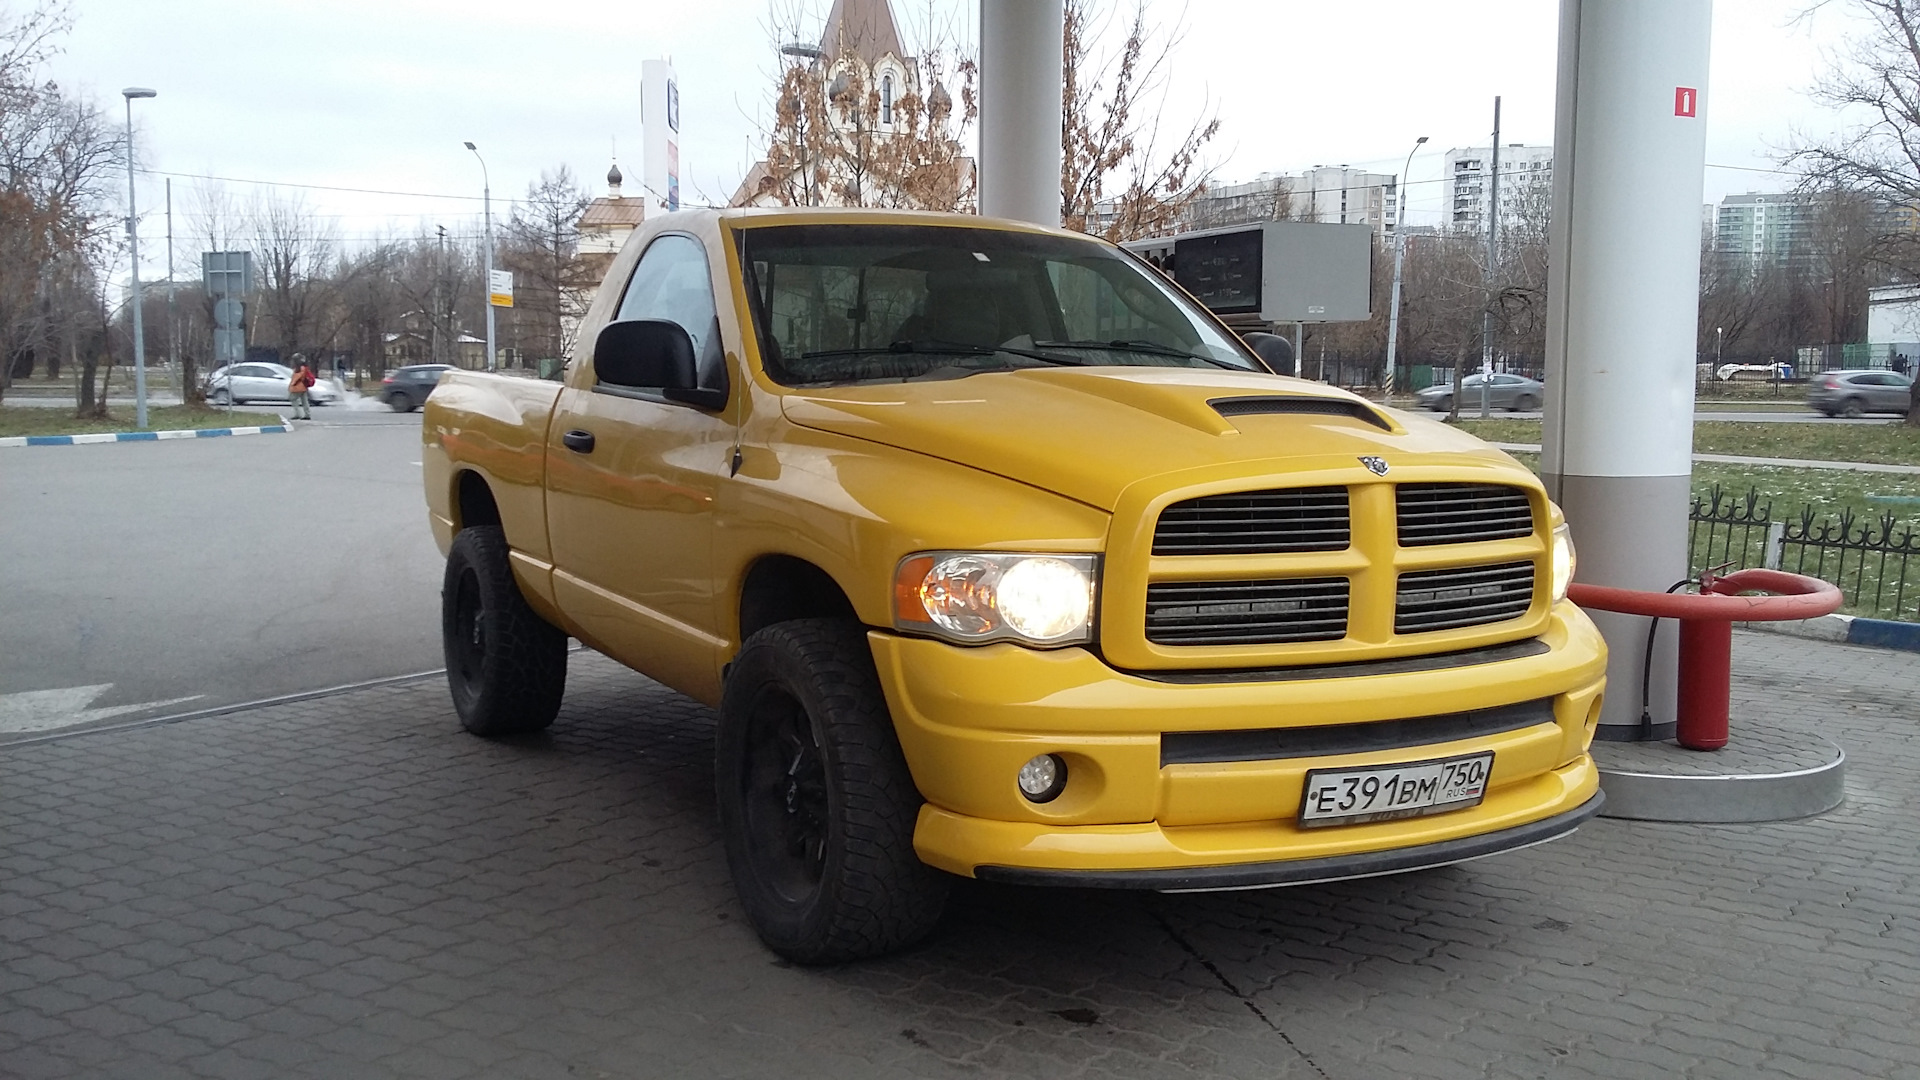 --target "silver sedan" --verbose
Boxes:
[205,363,340,406]
[1414,373,1545,412]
